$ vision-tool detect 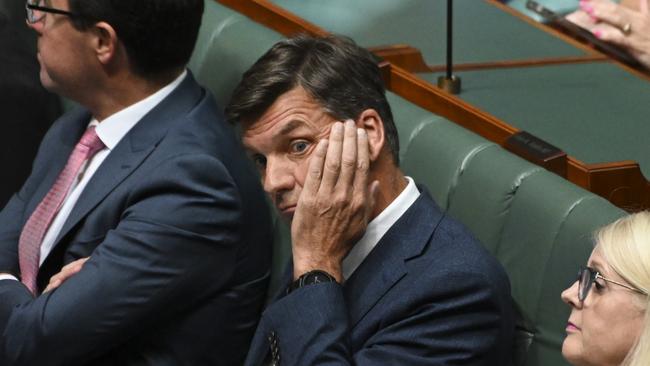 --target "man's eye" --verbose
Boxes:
[594,280,605,291]
[252,154,267,169]
[290,141,310,154]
